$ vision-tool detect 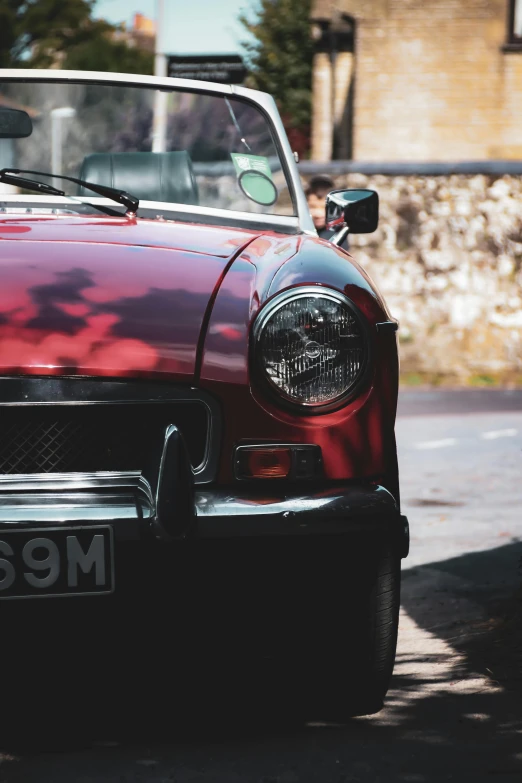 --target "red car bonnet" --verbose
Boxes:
[0,214,265,381]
